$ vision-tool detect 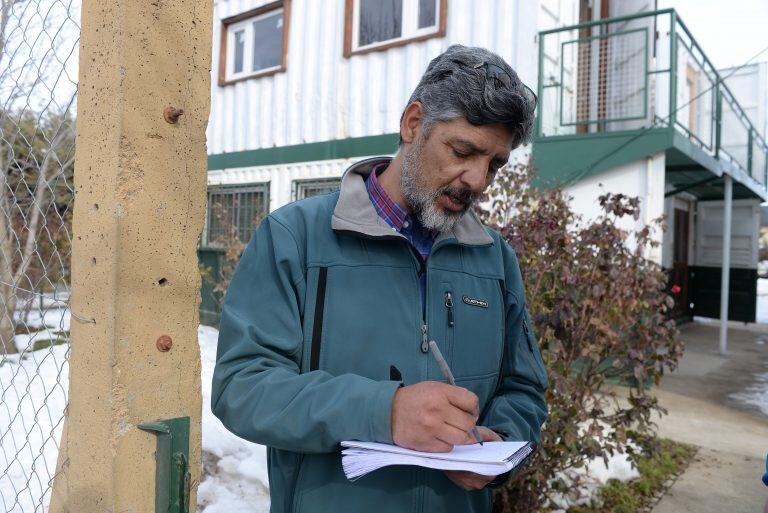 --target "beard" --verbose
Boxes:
[400,136,477,233]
